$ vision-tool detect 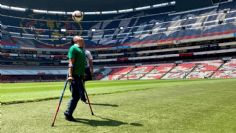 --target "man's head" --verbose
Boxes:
[73,36,84,48]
